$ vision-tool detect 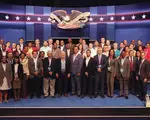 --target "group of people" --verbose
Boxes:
[0,37,149,103]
